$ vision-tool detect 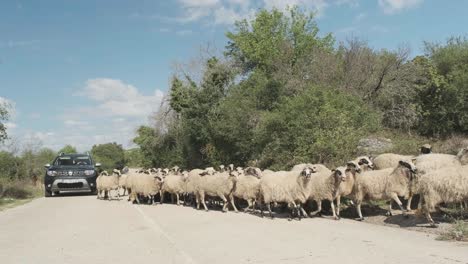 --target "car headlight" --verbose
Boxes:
[84,170,95,176]
[47,170,57,176]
